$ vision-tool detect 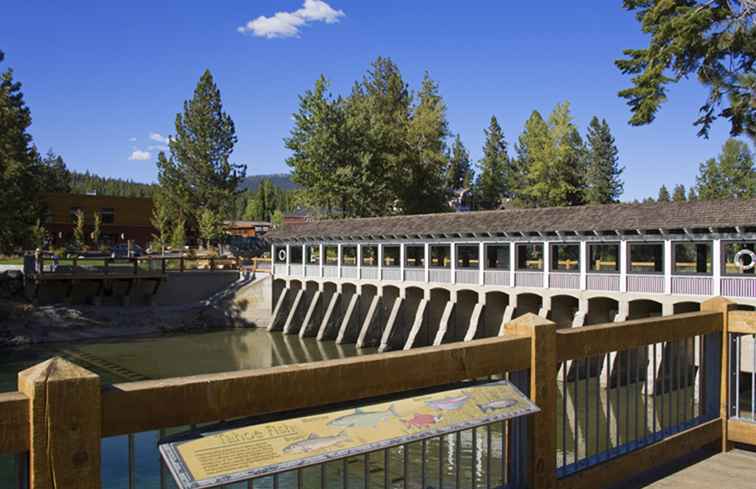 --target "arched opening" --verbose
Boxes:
[628,299,662,319]
[550,295,579,328]
[273,279,286,310]
[585,297,619,325]
[289,279,303,291]
[305,281,319,293]
[389,287,424,348]
[451,290,479,342]
[483,291,509,337]
[515,293,542,318]
[420,288,451,346]
[382,285,400,316]
[673,301,700,314]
